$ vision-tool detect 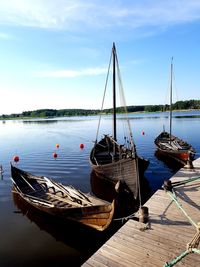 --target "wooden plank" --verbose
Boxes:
[120,222,196,246]
[107,232,198,267]
[83,256,110,267]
